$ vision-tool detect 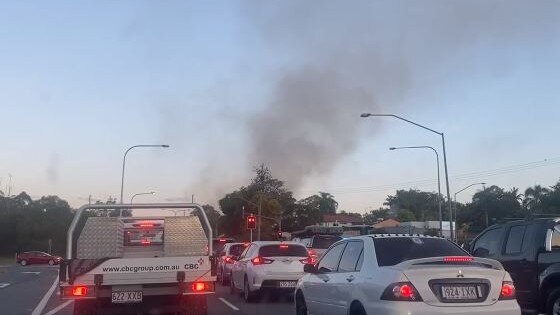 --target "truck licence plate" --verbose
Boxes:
[111,291,143,304]
[441,286,479,300]
[279,281,297,288]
